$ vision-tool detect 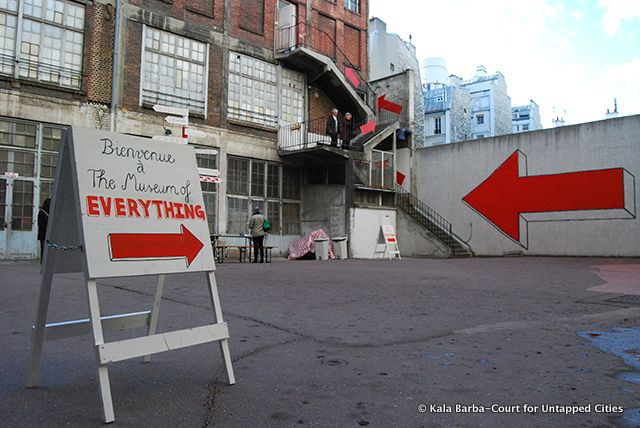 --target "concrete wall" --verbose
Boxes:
[416,115,640,256]
[396,209,450,258]
[350,207,396,258]
[301,185,346,237]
